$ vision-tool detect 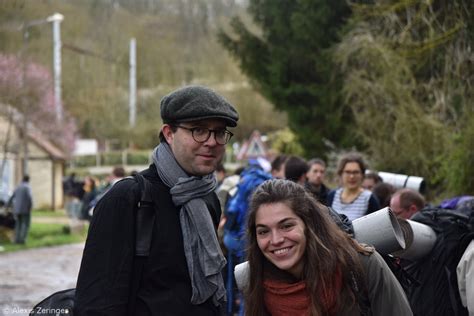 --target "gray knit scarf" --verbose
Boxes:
[152,142,226,307]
